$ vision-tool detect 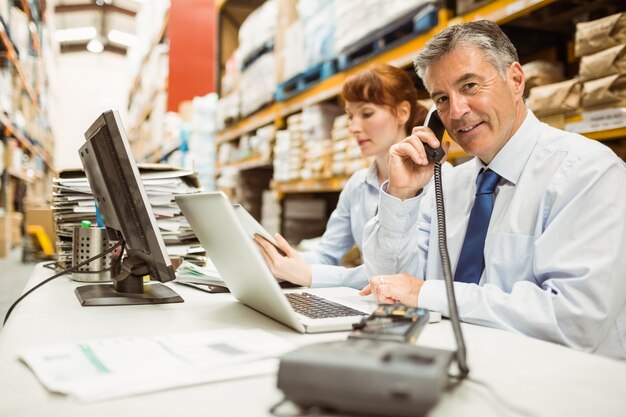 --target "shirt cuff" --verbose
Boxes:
[378,180,423,236]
